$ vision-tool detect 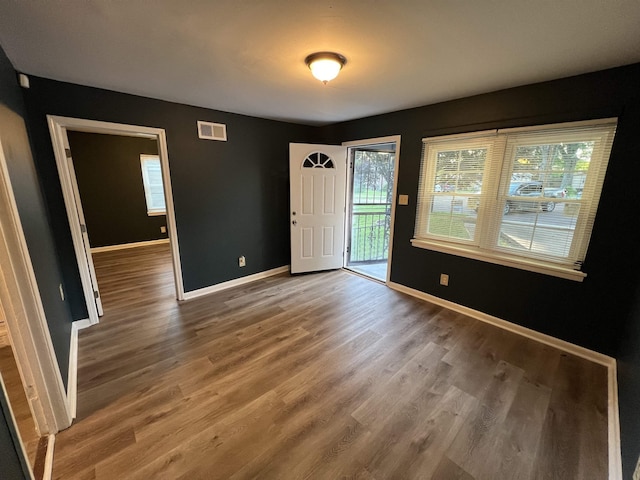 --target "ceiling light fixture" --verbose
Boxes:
[305,52,347,84]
